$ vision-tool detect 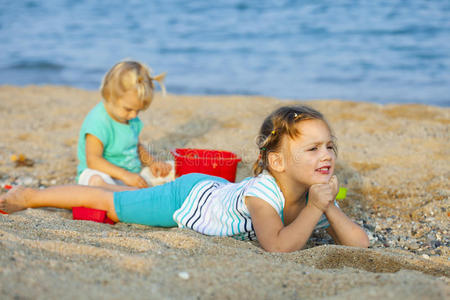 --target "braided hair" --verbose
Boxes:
[252,105,337,176]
